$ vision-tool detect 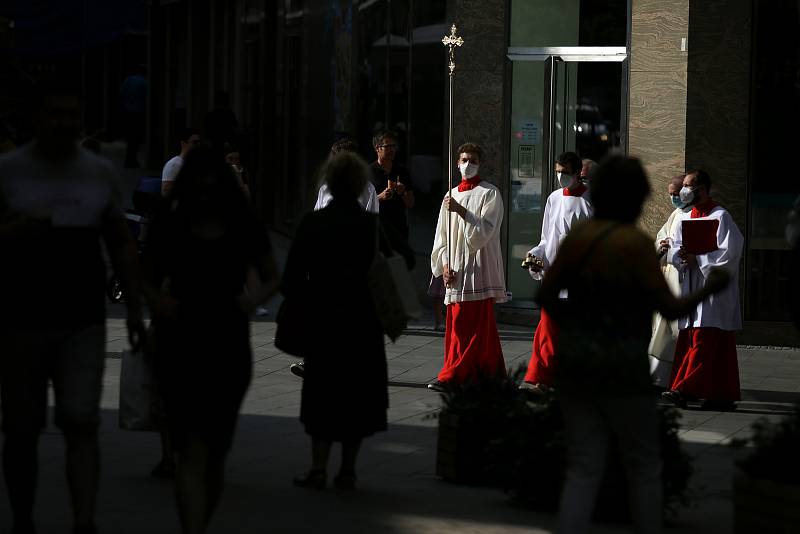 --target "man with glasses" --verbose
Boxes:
[371,130,414,240]
[161,127,201,197]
